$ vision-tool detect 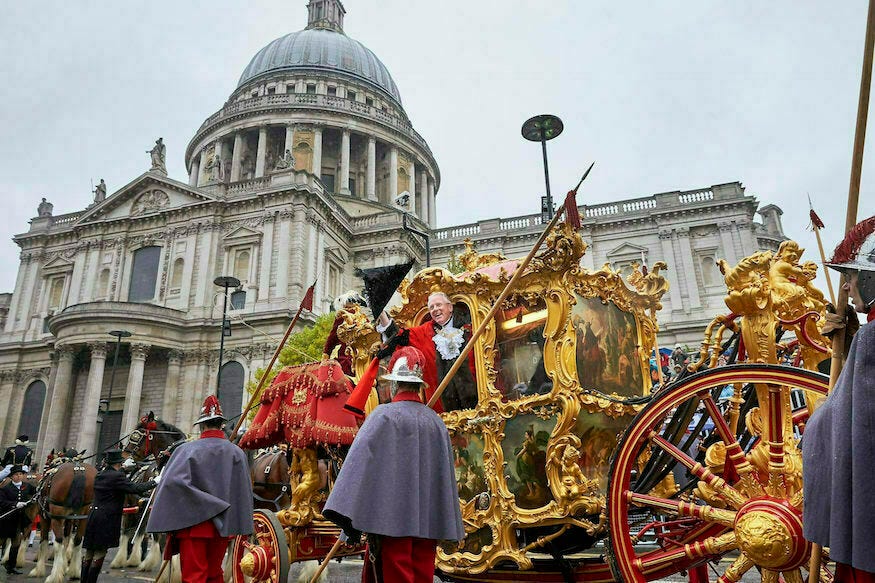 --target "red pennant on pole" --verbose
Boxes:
[300,282,316,311]
[564,190,581,230]
[809,208,825,230]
